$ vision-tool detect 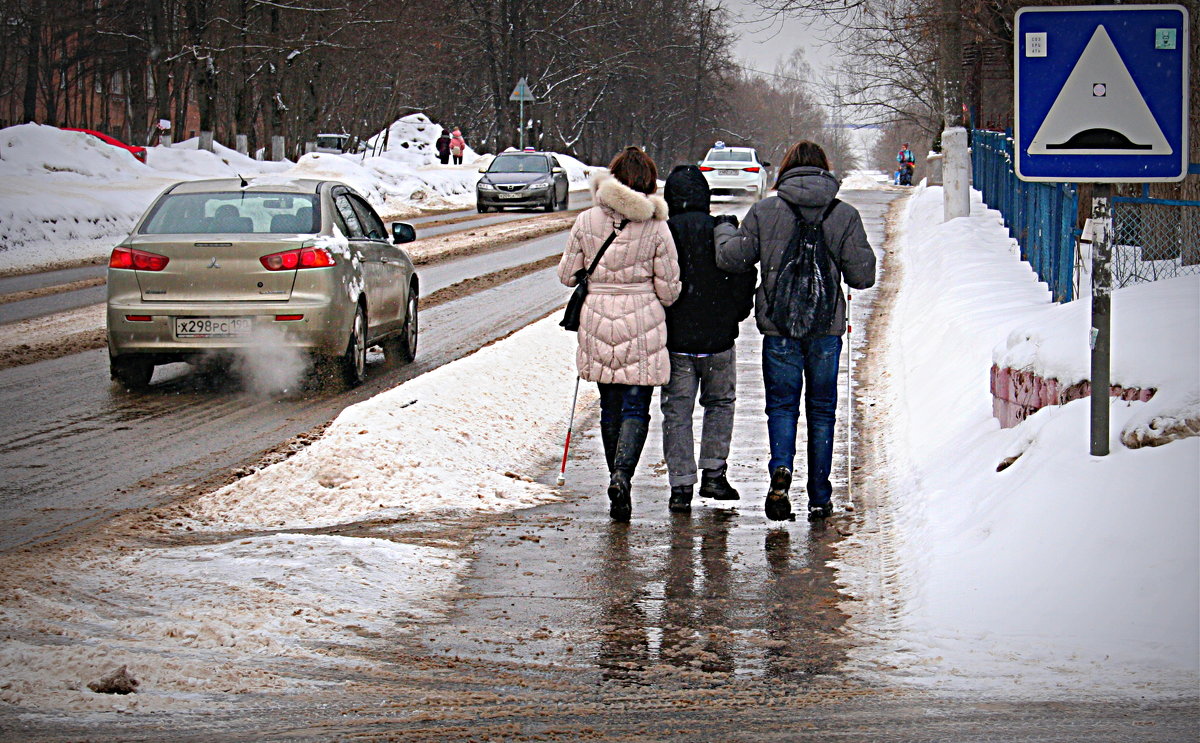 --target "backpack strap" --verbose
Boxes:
[784,198,840,225]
